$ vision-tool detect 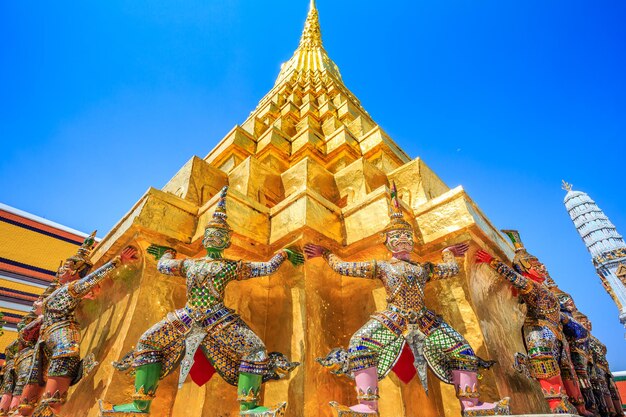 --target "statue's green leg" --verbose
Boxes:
[238,372,268,414]
[113,363,161,413]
